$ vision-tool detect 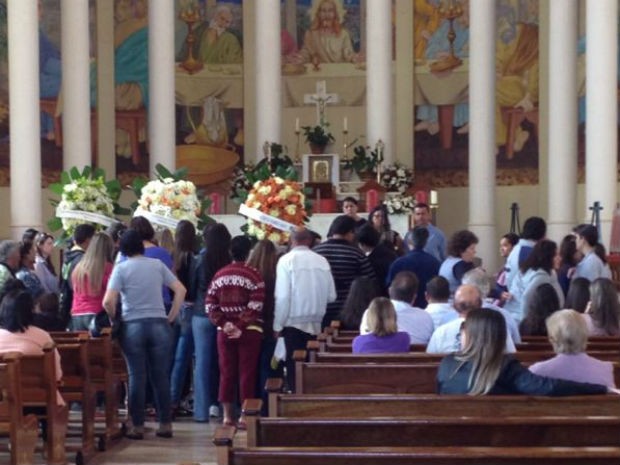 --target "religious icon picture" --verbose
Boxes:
[311,159,330,183]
